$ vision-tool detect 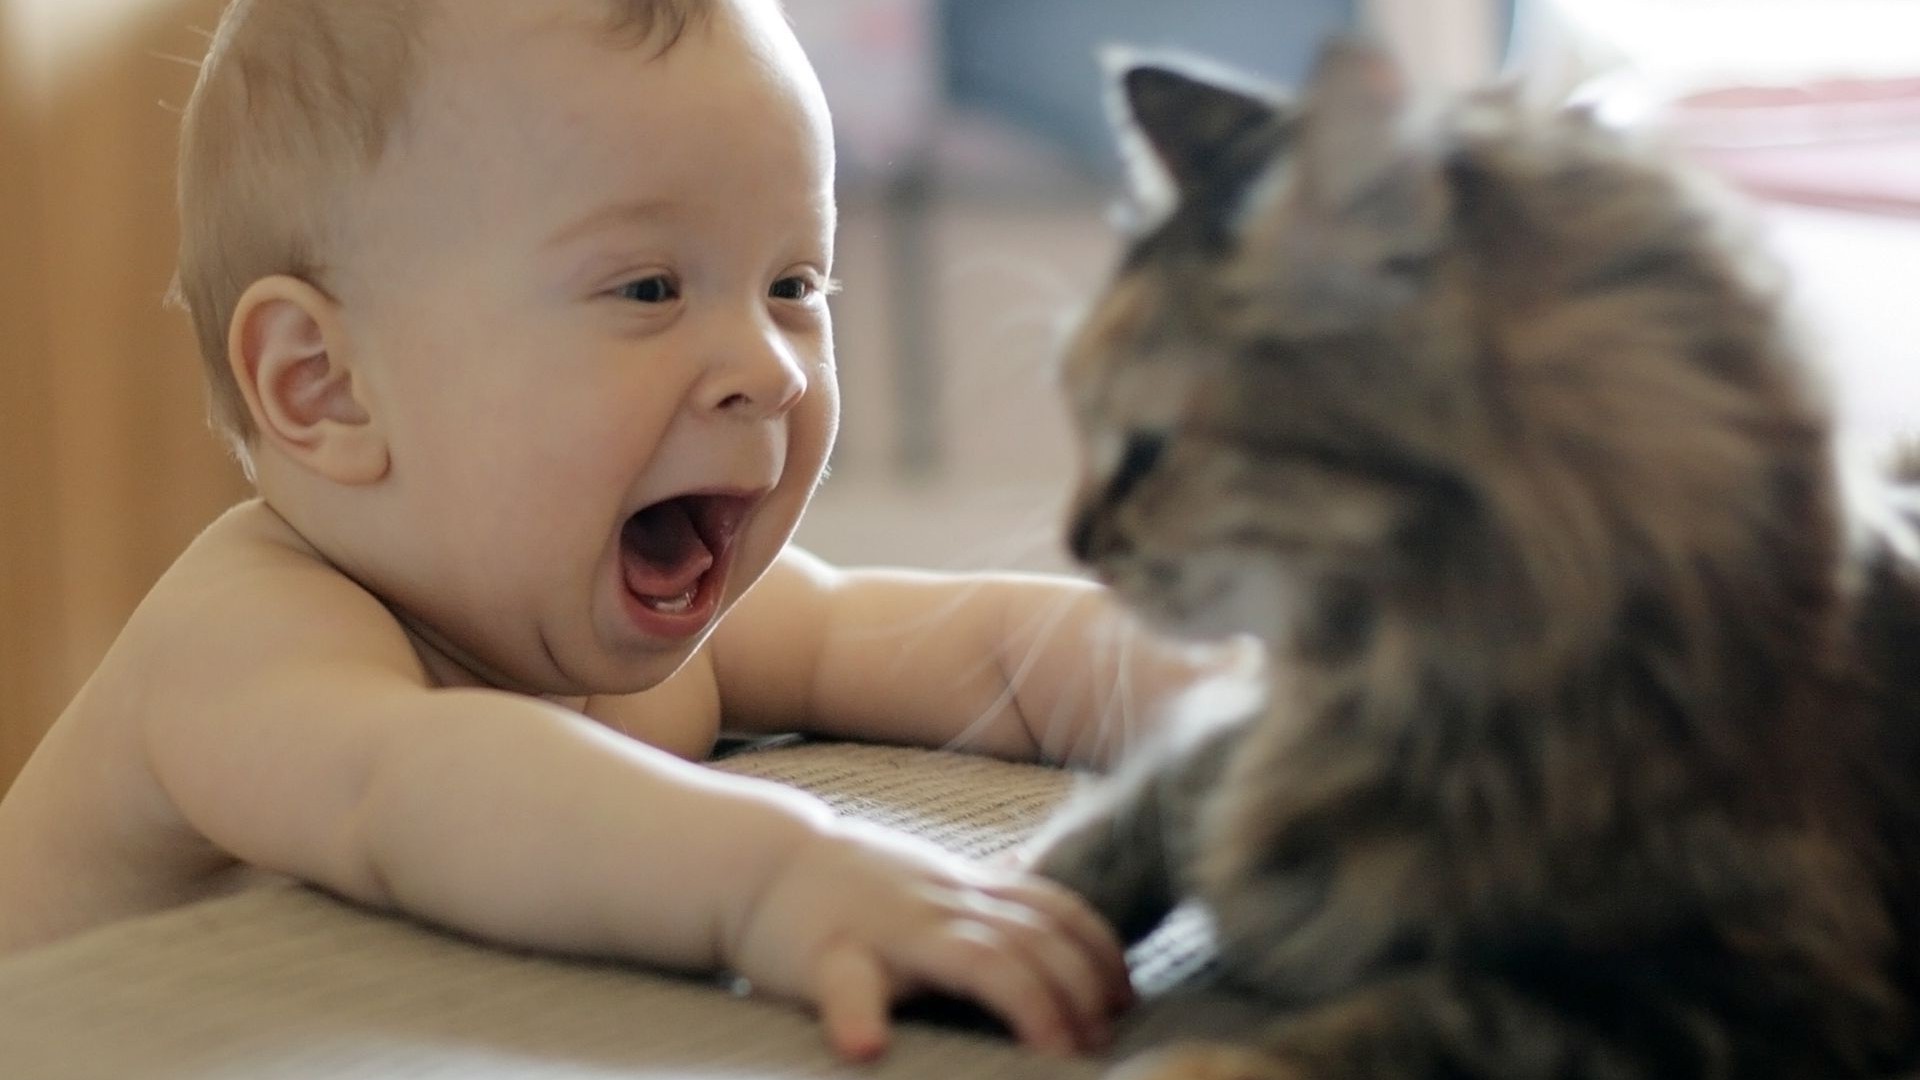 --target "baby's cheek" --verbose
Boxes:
[805,377,842,459]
